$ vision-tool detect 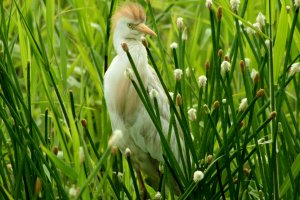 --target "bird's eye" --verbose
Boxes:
[127,23,134,29]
